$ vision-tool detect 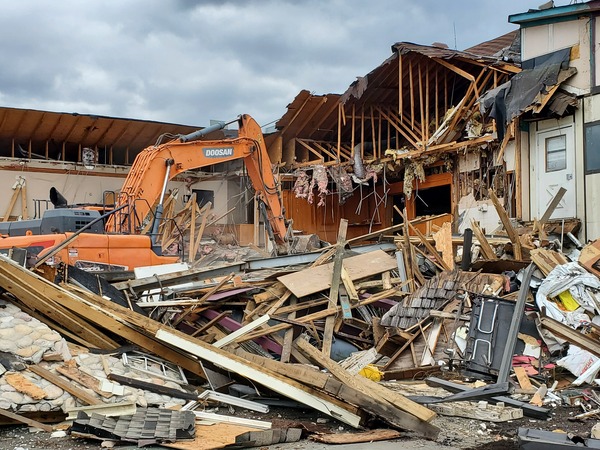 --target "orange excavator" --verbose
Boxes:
[0,114,290,271]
